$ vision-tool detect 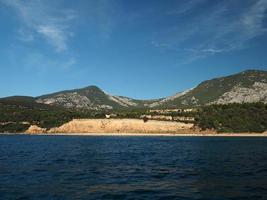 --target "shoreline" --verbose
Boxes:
[2,132,267,137]
[17,118,266,137]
